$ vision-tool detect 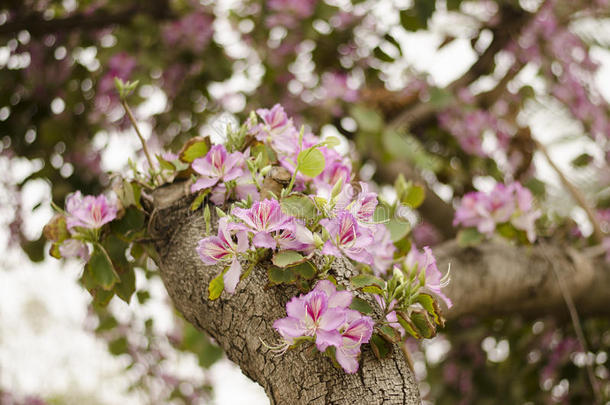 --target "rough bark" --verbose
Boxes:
[148,183,421,405]
[434,240,610,320]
